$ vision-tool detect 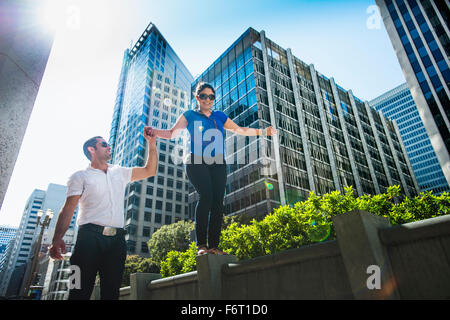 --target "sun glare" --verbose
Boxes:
[38,0,66,31]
